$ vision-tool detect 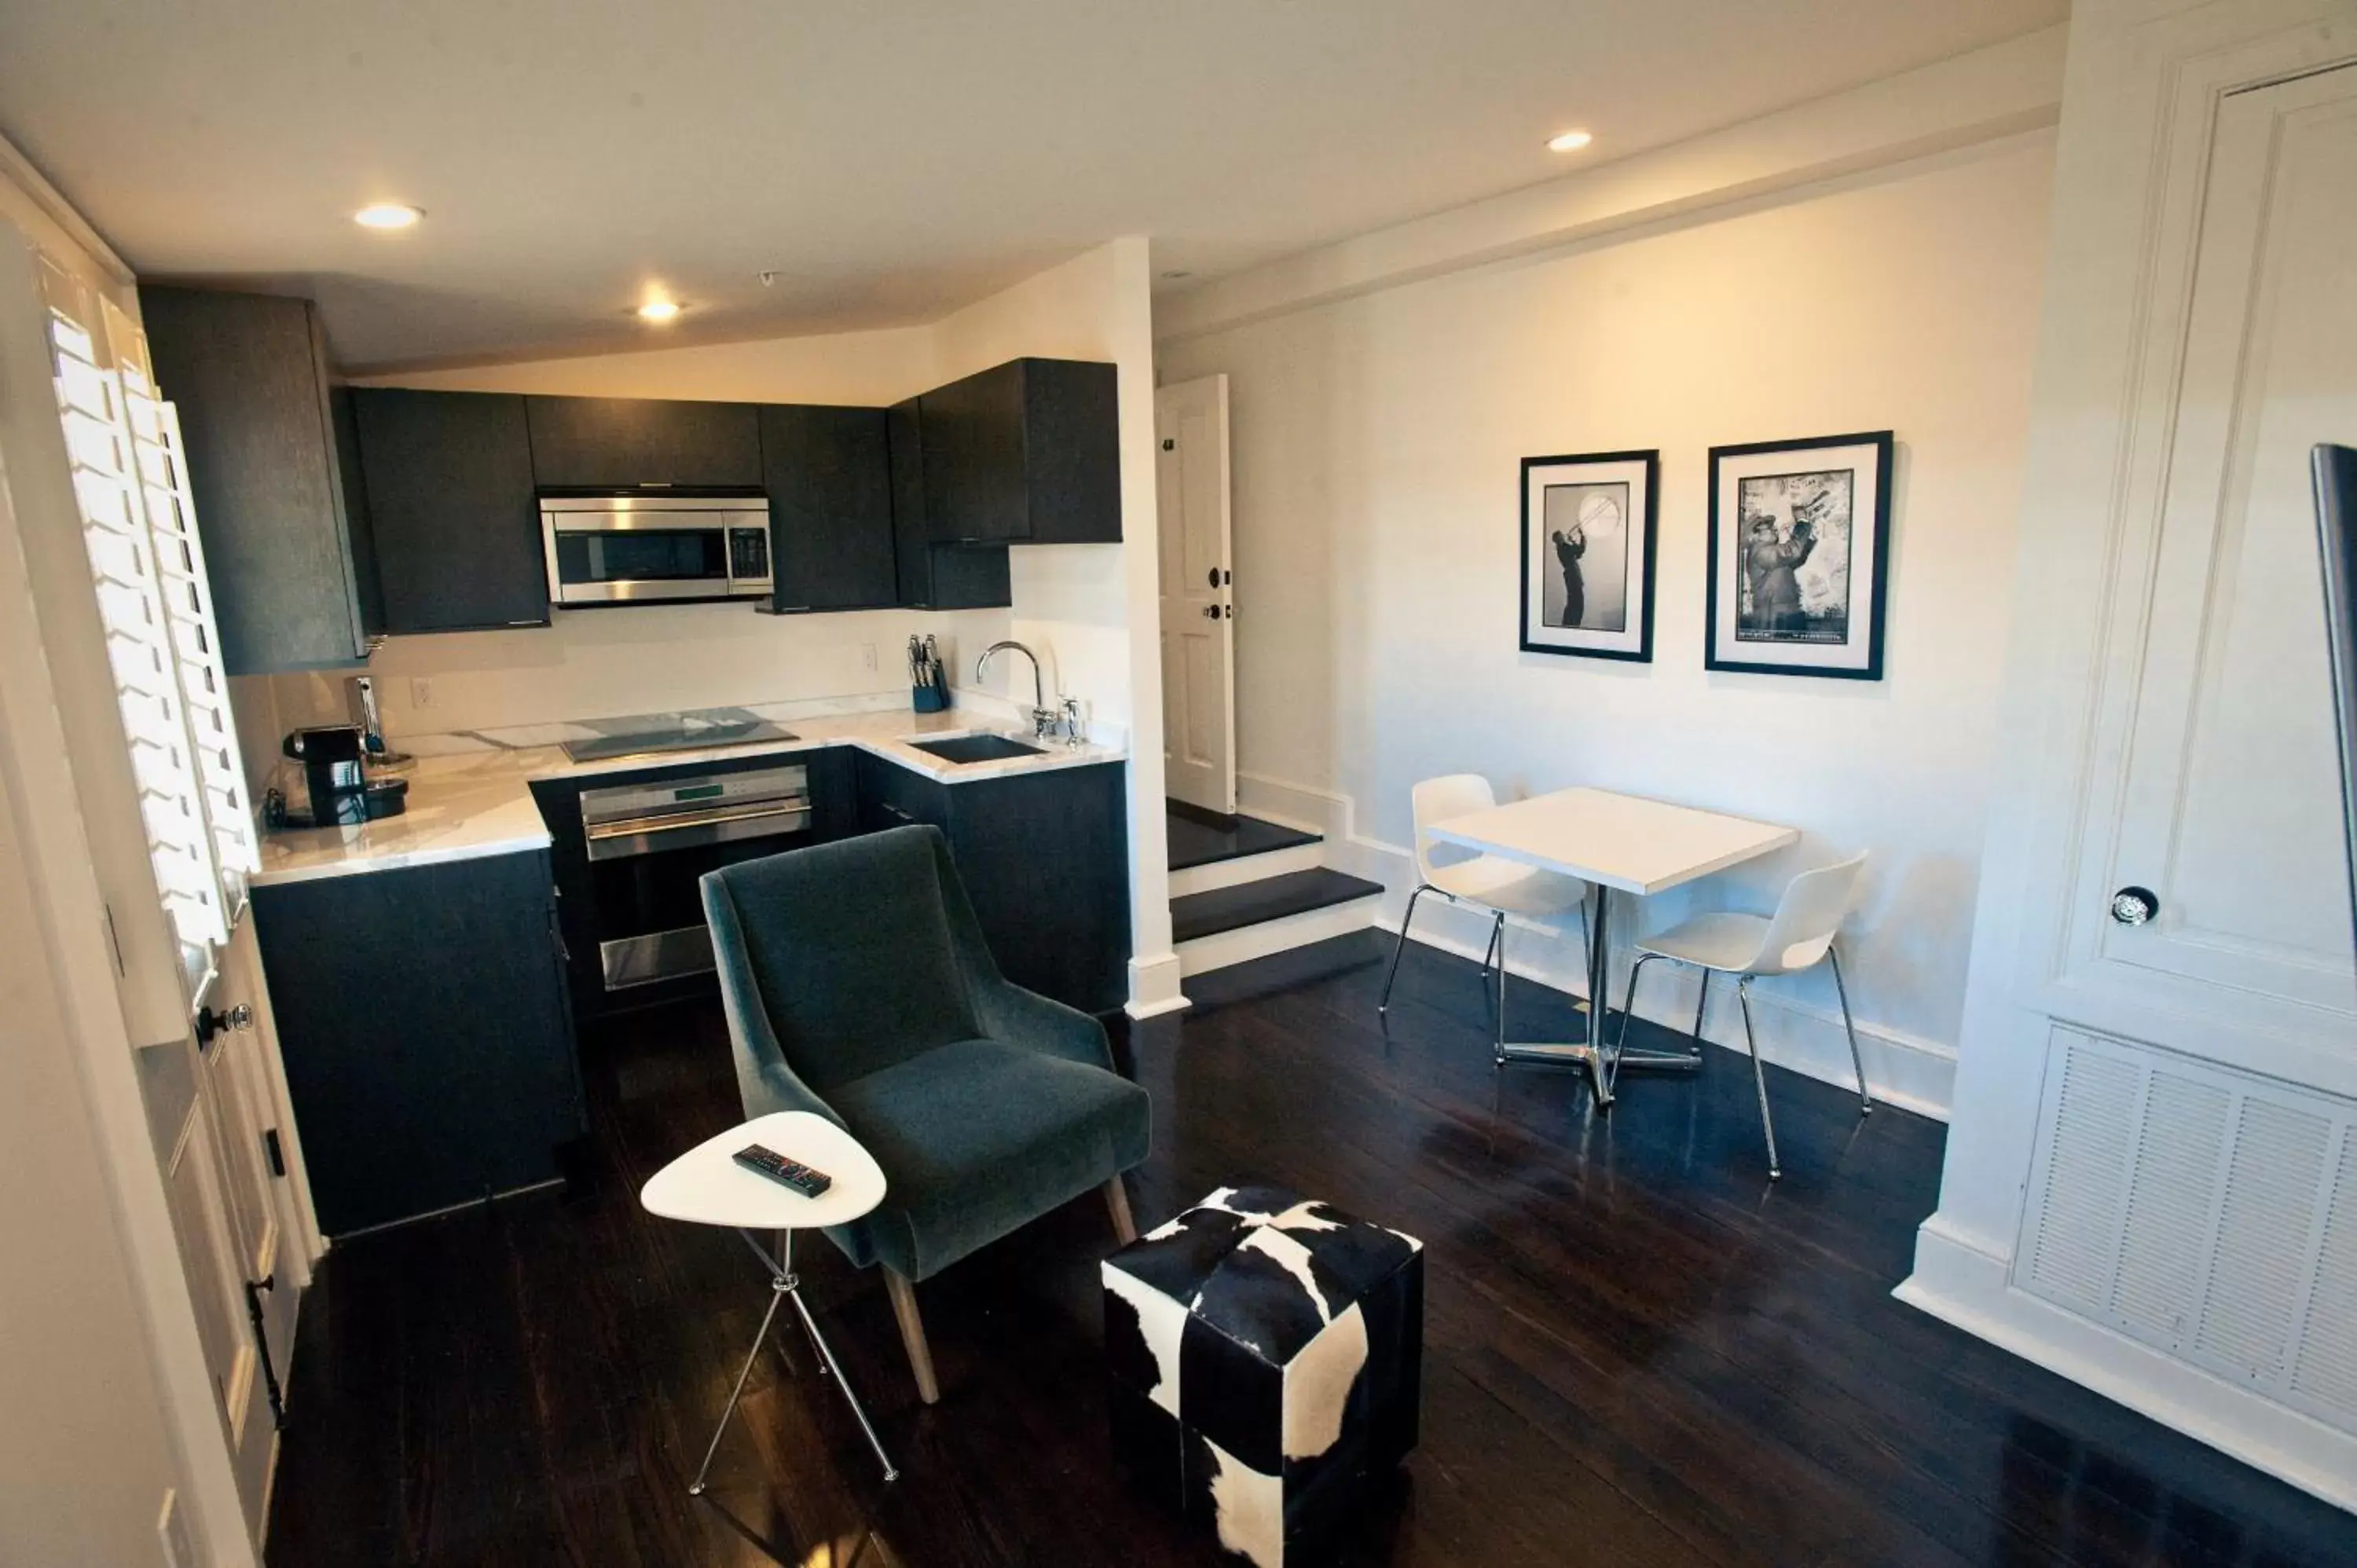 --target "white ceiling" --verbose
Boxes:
[0,1,2066,372]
